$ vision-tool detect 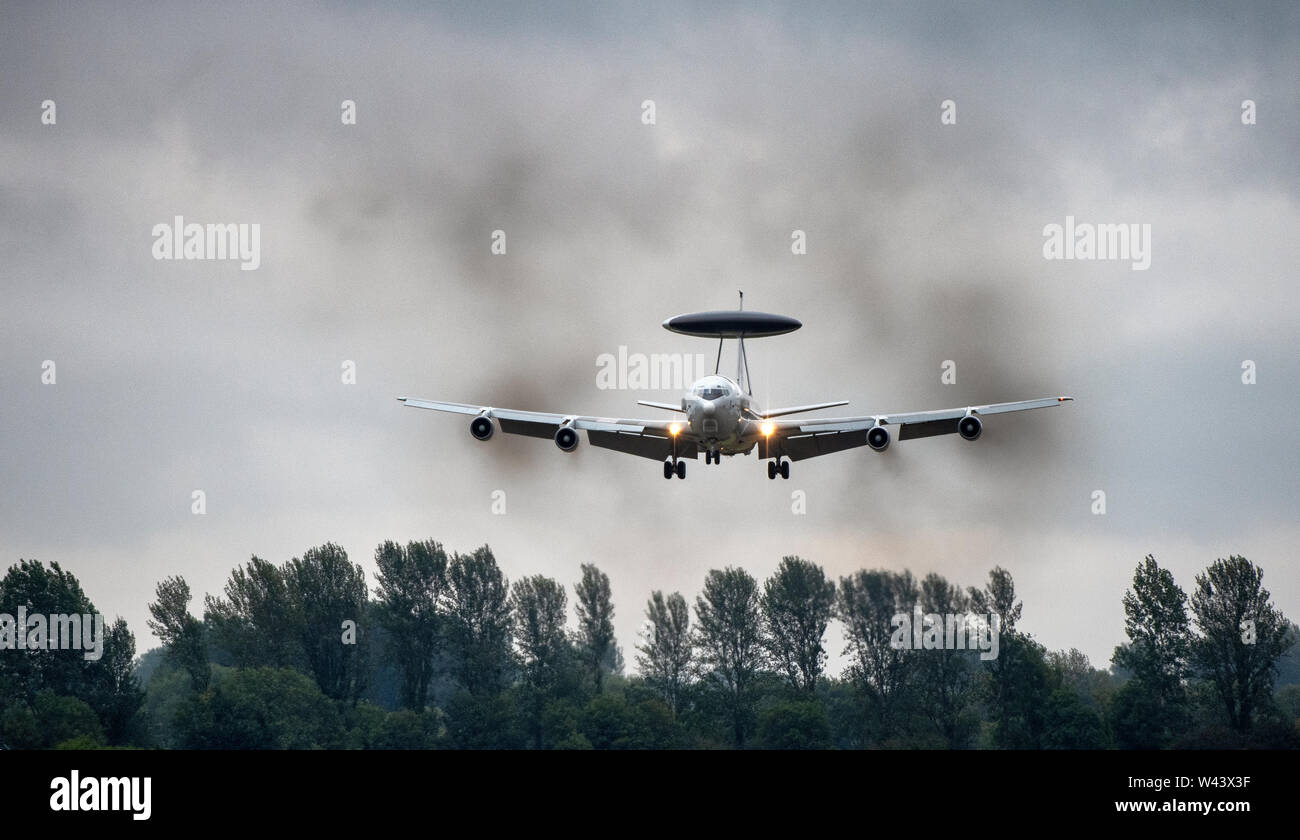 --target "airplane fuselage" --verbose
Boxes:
[679,374,759,456]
